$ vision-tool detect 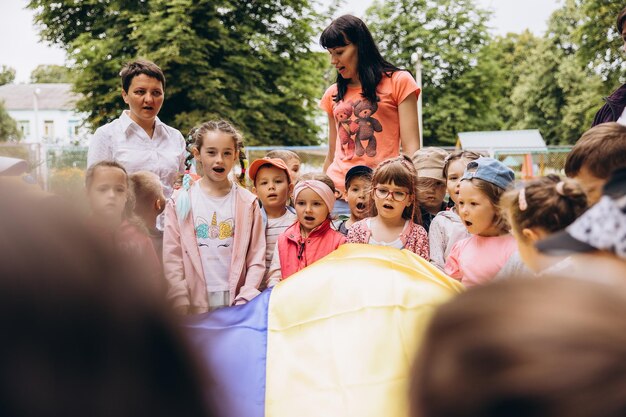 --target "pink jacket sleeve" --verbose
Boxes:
[162,198,190,308]
[233,199,266,304]
[444,241,463,281]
